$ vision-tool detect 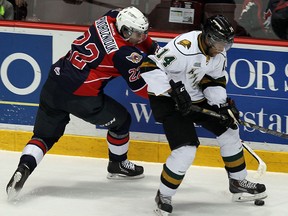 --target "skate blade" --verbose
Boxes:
[106,173,144,180]
[232,192,267,202]
[7,188,20,201]
[7,172,22,201]
[154,208,170,216]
